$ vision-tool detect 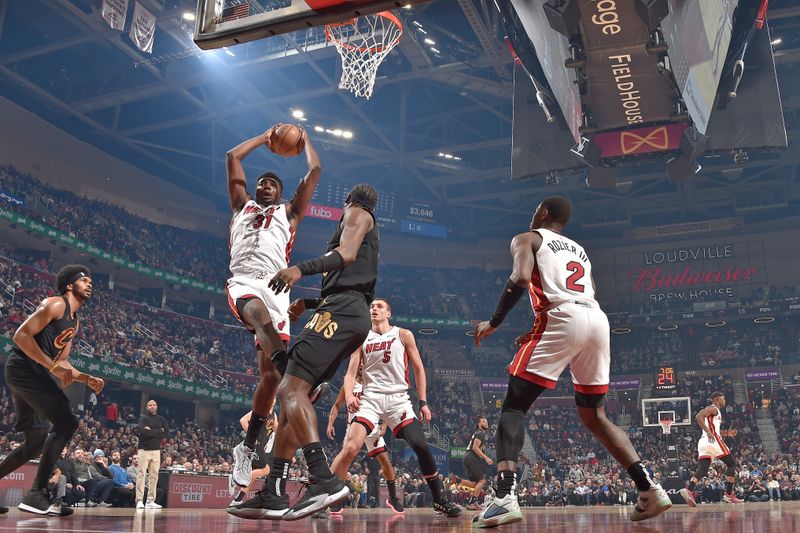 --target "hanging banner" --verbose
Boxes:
[129,2,156,54]
[101,0,129,31]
